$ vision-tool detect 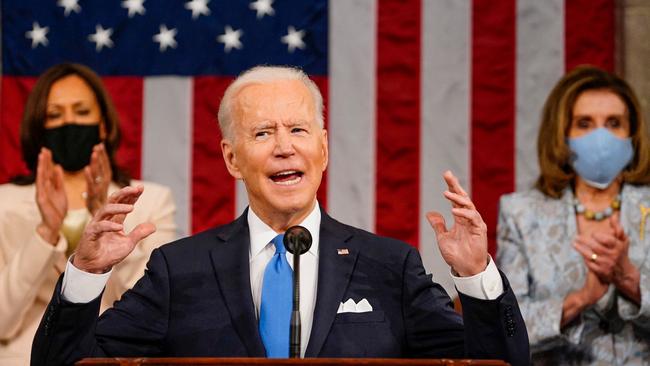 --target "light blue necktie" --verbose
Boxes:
[259,234,293,358]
